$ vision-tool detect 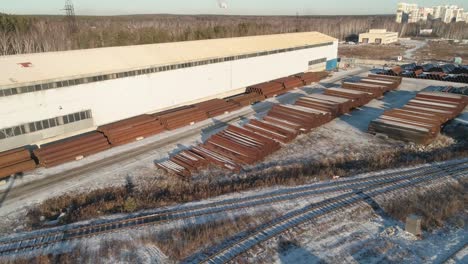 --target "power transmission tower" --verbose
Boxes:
[295,12,300,32]
[63,0,78,33]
